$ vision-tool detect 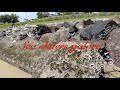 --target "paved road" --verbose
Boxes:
[0,60,32,78]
